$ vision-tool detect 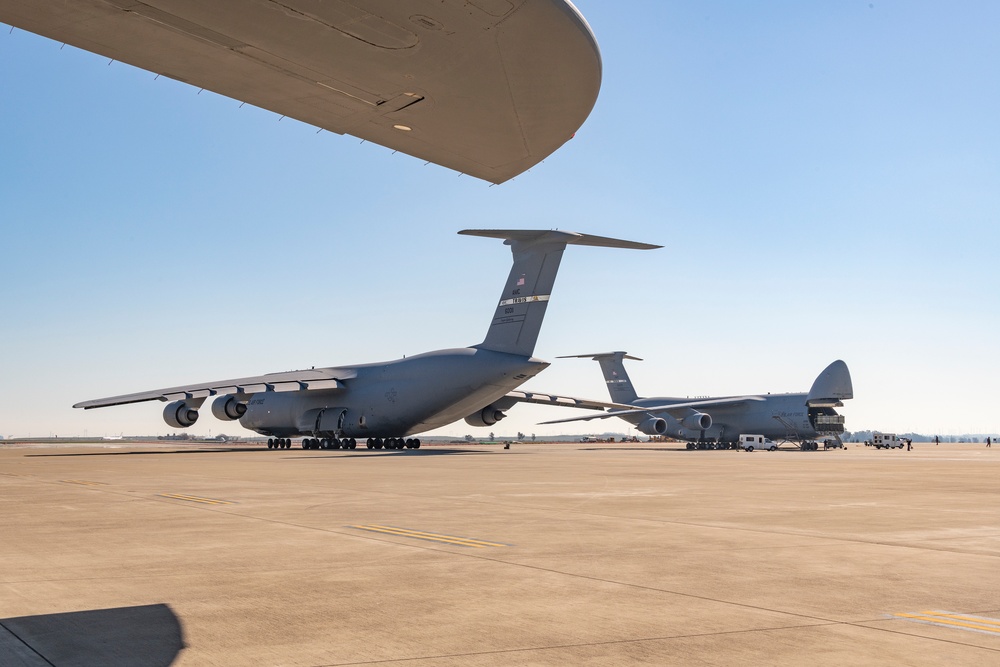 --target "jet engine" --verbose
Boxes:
[163,400,199,428]
[680,411,712,431]
[211,396,247,421]
[464,405,506,427]
[637,417,667,435]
